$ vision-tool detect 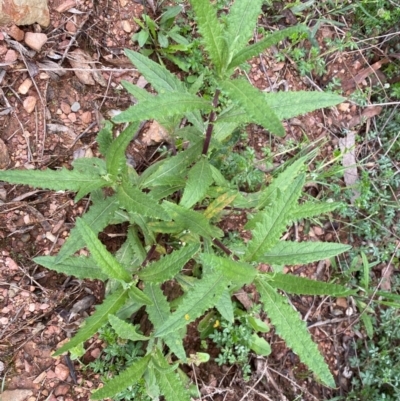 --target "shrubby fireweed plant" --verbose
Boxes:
[1,0,352,399]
